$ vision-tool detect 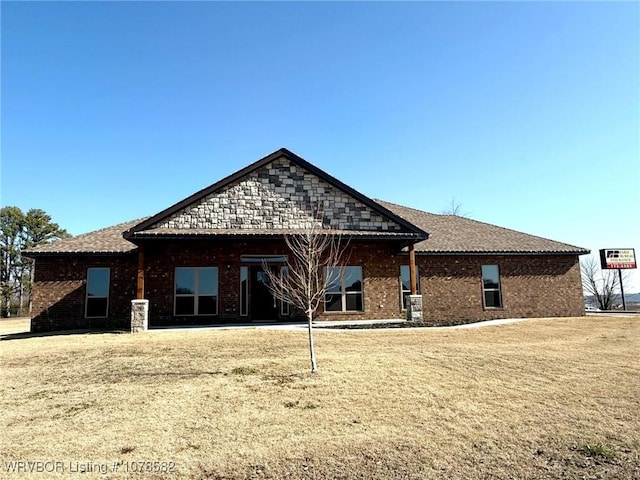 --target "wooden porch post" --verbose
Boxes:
[136,244,145,299]
[409,242,417,295]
